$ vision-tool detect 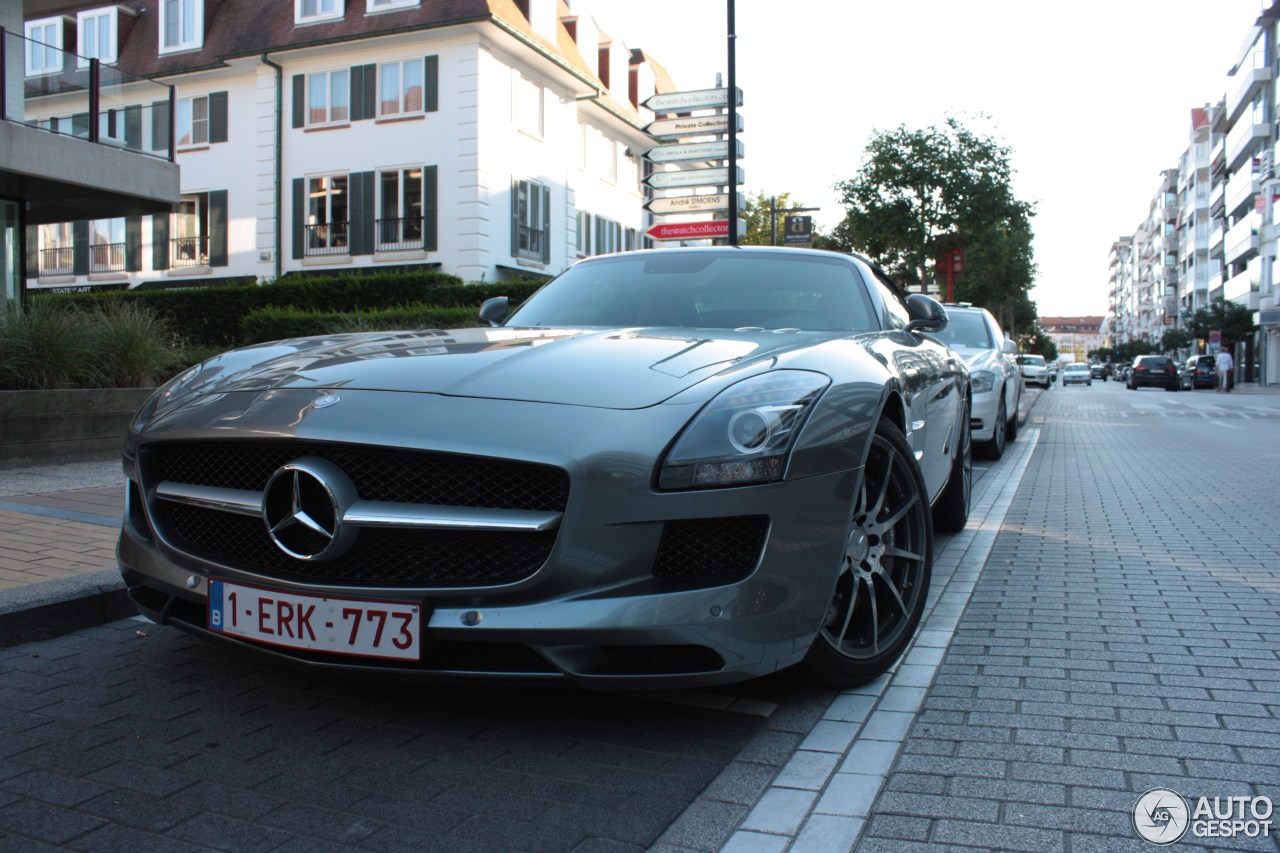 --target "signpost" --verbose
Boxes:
[643,140,742,163]
[644,113,743,139]
[643,86,742,113]
[645,193,744,215]
[644,166,744,190]
[648,220,750,241]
